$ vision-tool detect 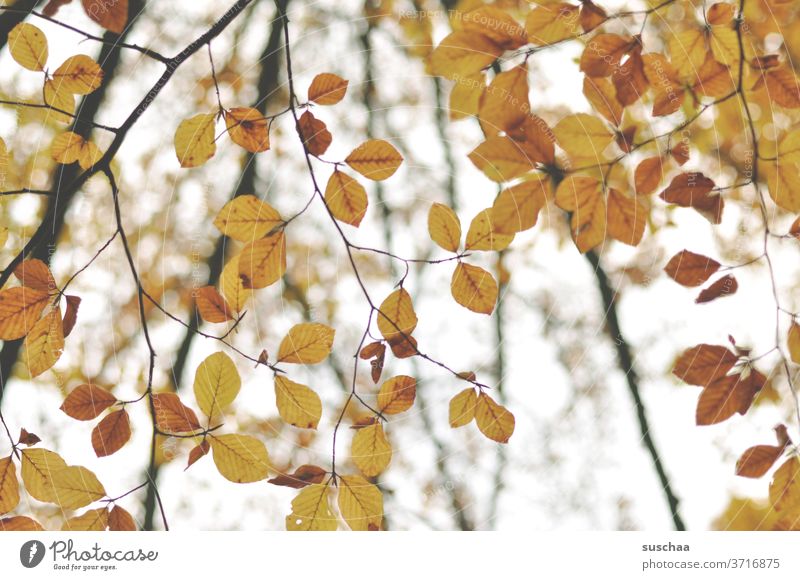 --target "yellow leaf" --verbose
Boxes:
[277,322,335,364]
[274,376,322,429]
[583,76,623,126]
[337,475,383,531]
[477,64,530,135]
[193,351,241,419]
[21,448,67,503]
[210,434,270,483]
[451,262,498,315]
[0,456,19,515]
[220,254,252,312]
[553,113,614,159]
[9,23,48,71]
[428,202,462,252]
[286,483,337,531]
[449,388,477,428]
[489,177,549,235]
[22,308,64,378]
[351,423,392,477]
[308,73,349,105]
[468,135,534,182]
[238,230,287,289]
[788,323,800,364]
[709,26,739,67]
[525,3,580,46]
[174,113,217,168]
[449,72,484,120]
[81,0,129,34]
[51,54,104,95]
[51,132,103,170]
[465,208,514,251]
[325,170,368,227]
[769,457,800,515]
[213,194,282,243]
[766,162,800,213]
[778,131,800,165]
[377,375,416,415]
[225,107,270,153]
[668,28,707,79]
[62,508,108,531]
[43,79,75,123]
[429,31,503,80]
[376,288,417,343]
[0,287,50,340]
[0,516,45,531]
[345,139,403,181]
[47,465,106,509]
[475,392,515,443]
